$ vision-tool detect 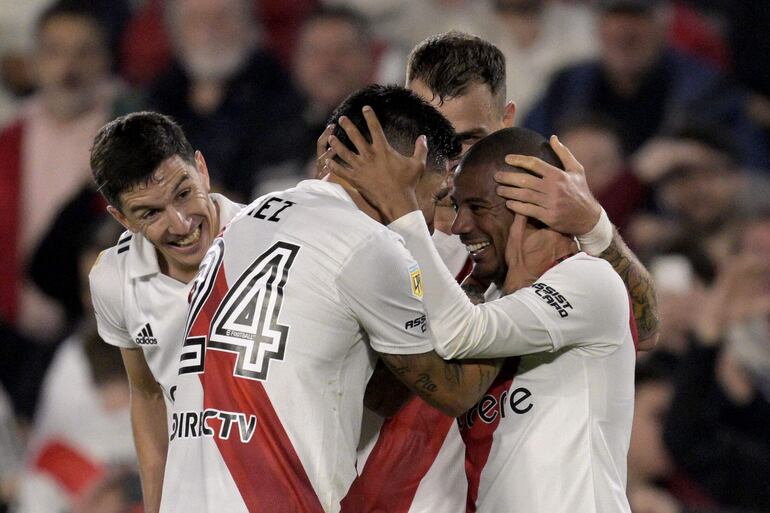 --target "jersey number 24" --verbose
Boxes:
[180,239,300,381]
